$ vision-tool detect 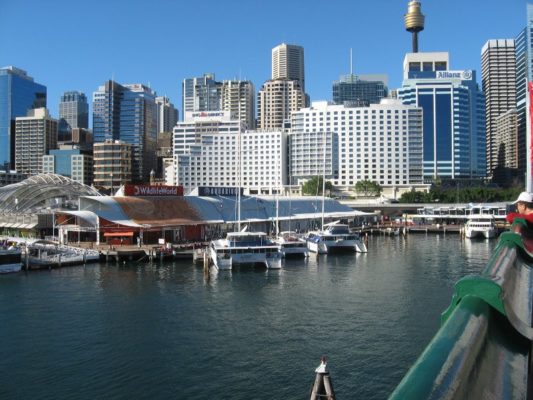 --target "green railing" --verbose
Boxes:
[389,219,533,399]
